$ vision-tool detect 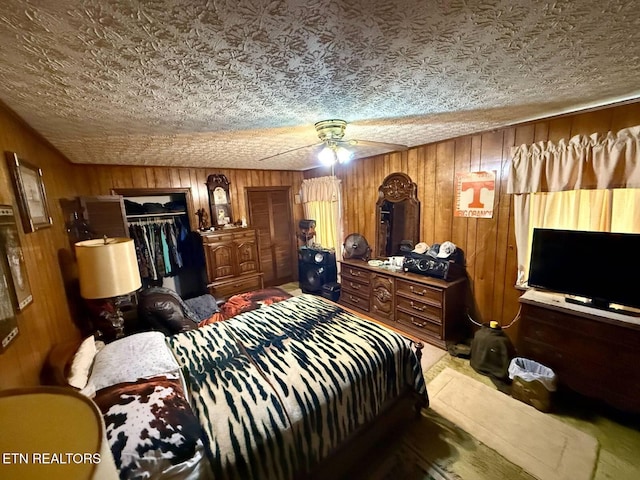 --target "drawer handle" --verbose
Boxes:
[410,301,425,312]
[349,282,360,290]
[410,317,426,328]
[349,269,361,277]
[410,286,427,296]
[349,296,360,304]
